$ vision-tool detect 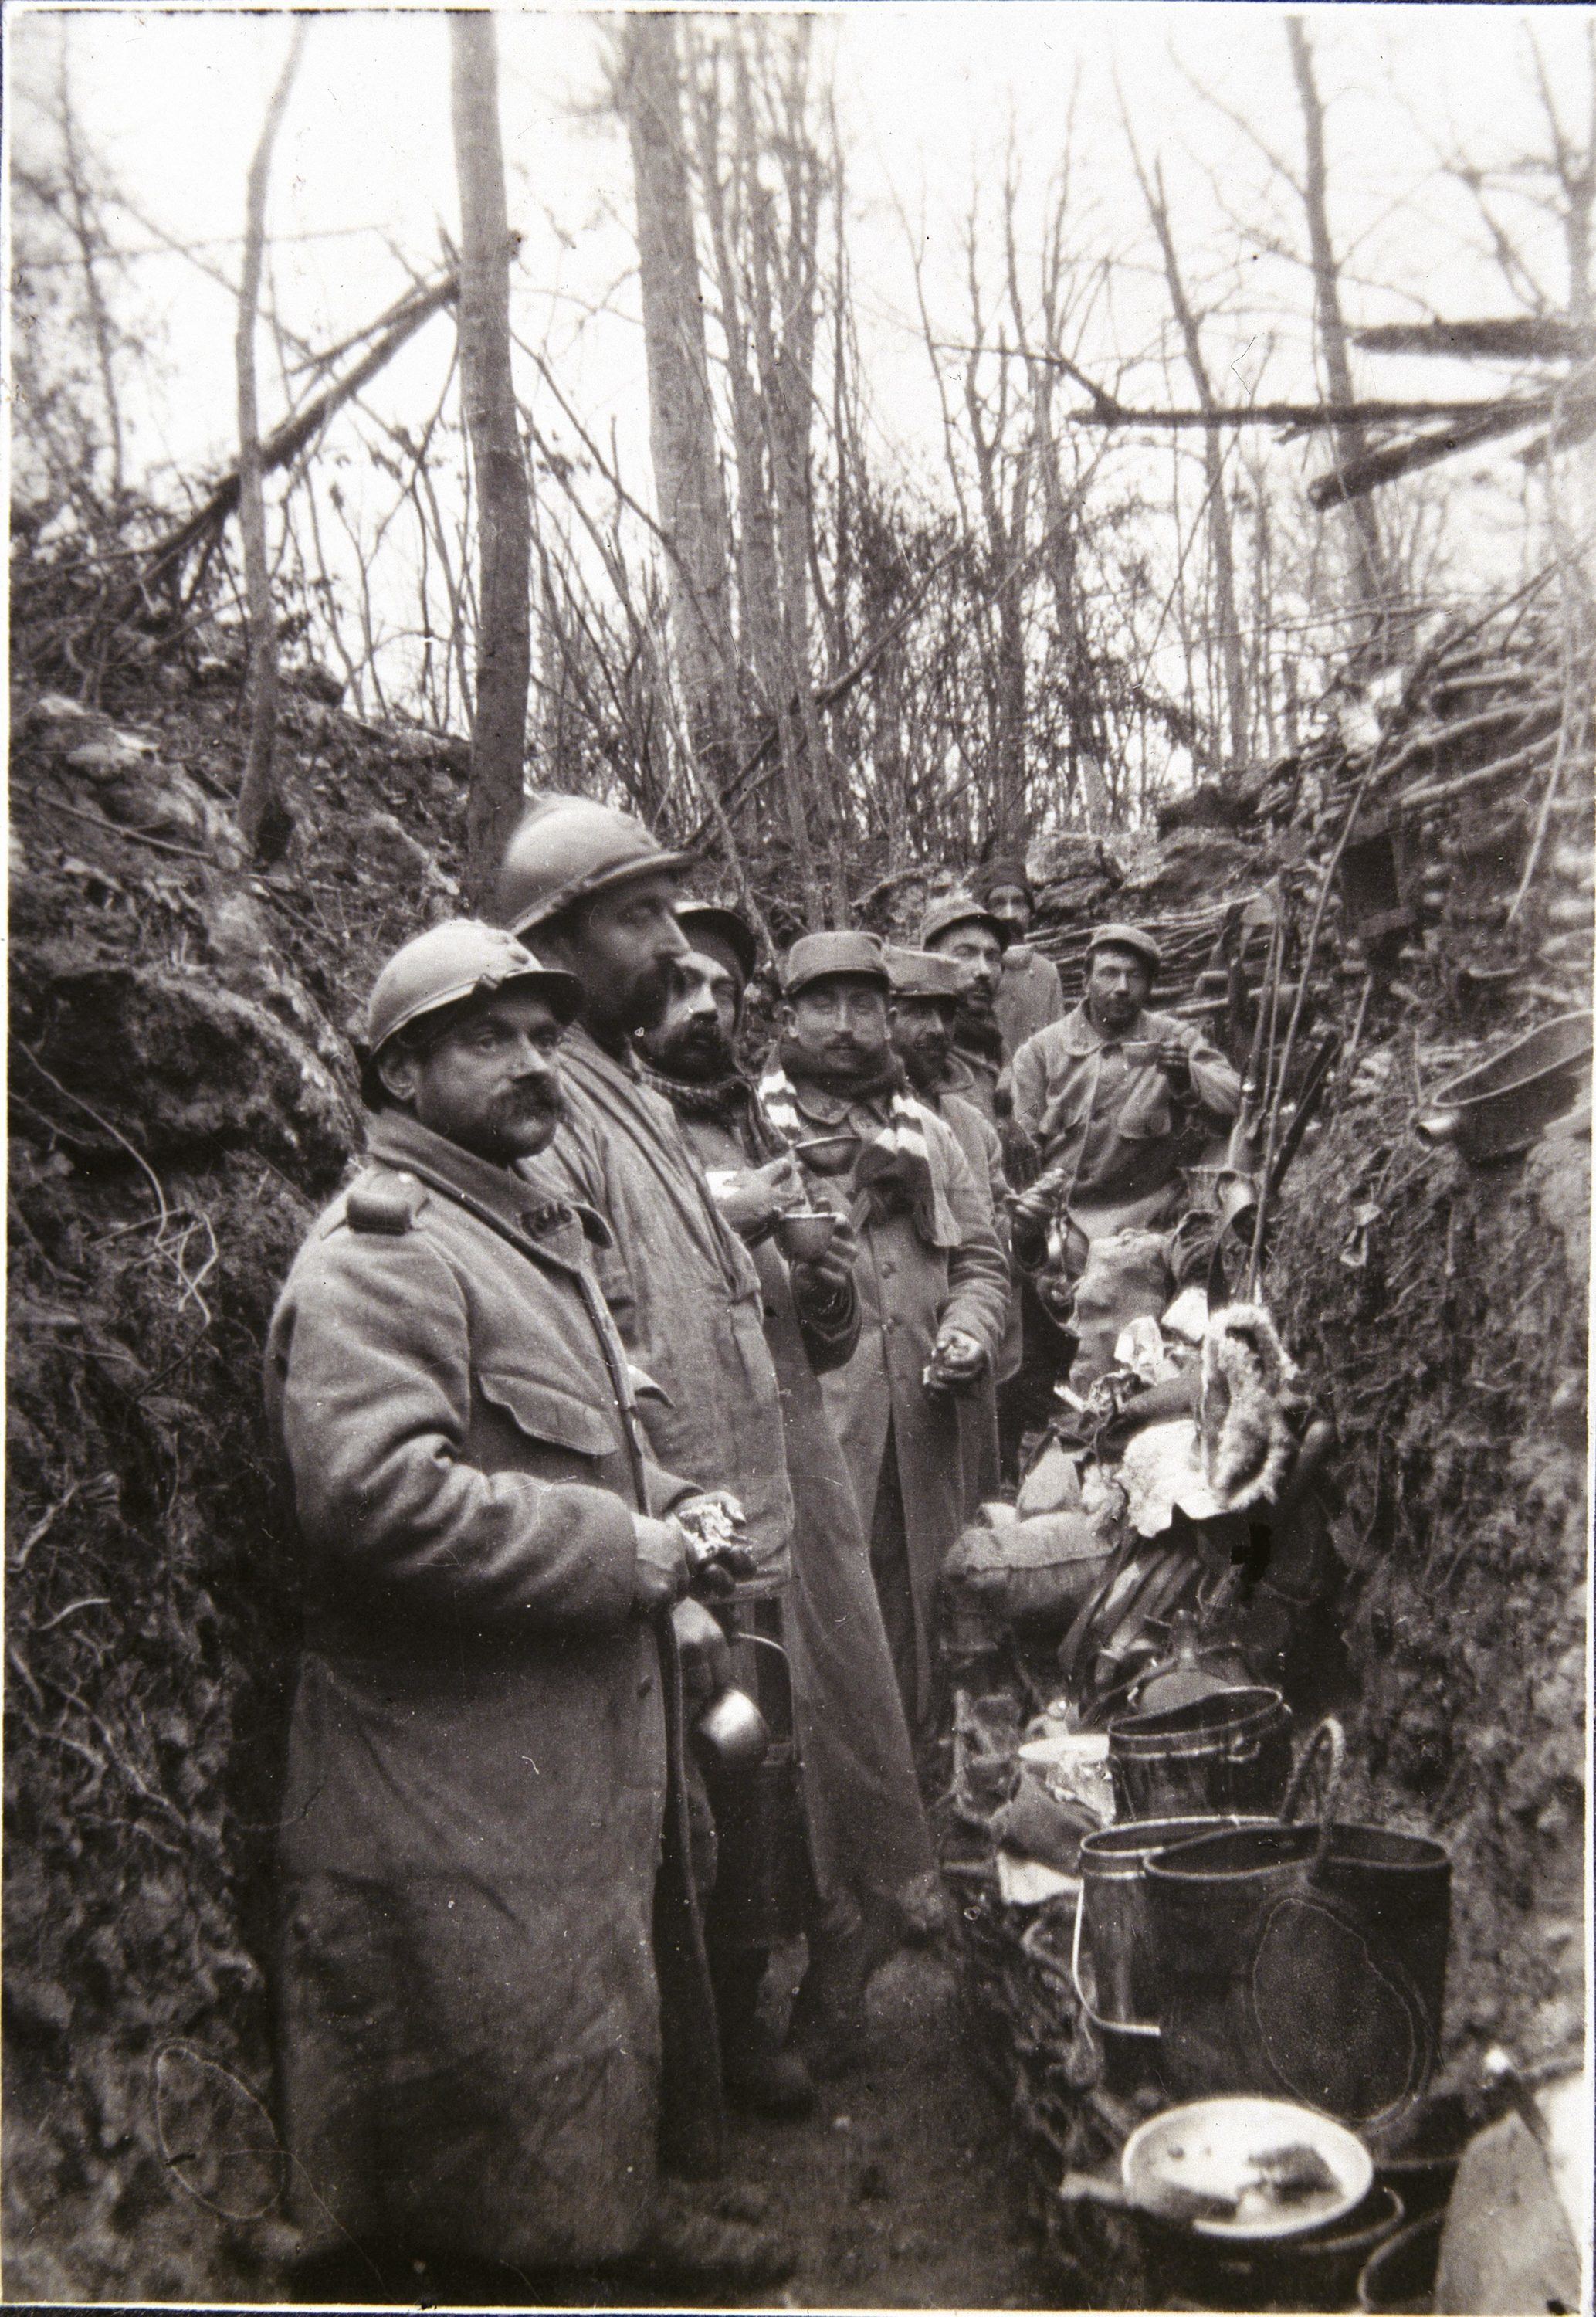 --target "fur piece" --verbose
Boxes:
[1198,1303,1297,1510]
